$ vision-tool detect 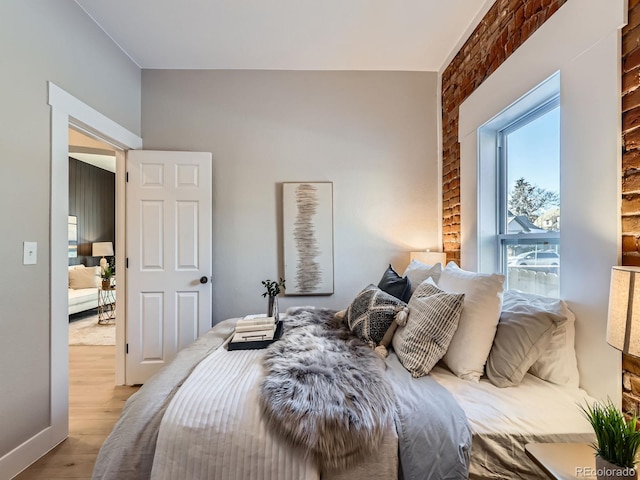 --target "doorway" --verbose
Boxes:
[67,128,118,347]
[47,82,142,460]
